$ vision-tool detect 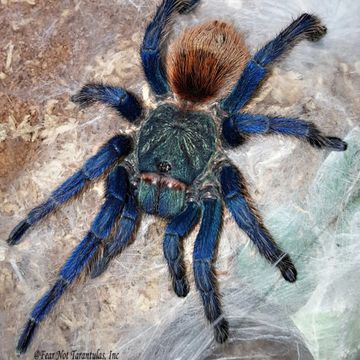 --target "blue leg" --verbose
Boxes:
[90,189,139,278]
[141,0,200,95]
[220,164,297,283]
[222,113,347,150]
[71,84,142,122]
[16,166,129,355]
[193,198,228,343]
[220,14,327,114]
[7,135,132,245]
[163,201,200,297]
